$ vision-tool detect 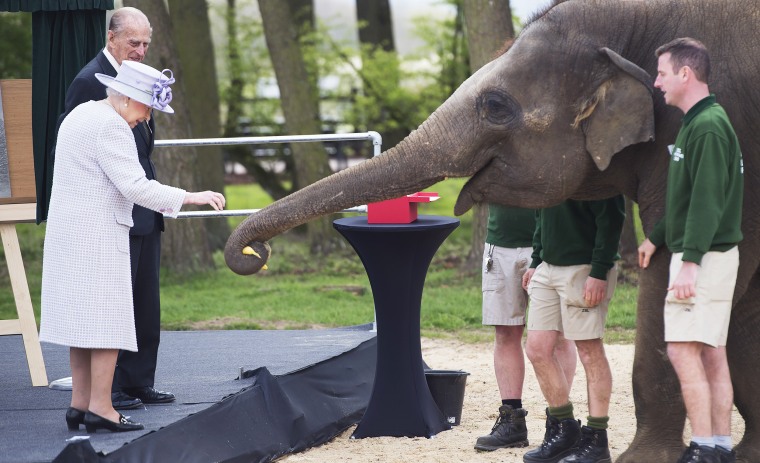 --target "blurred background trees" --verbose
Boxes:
[0,1,539,272]
[210,0,509,264]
